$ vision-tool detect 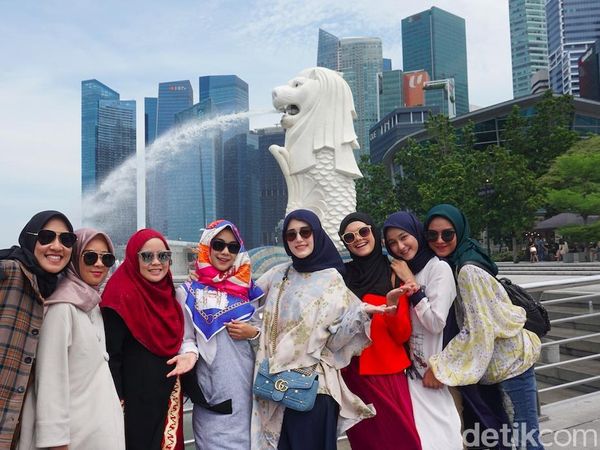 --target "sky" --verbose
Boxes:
[0,0,513,248]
